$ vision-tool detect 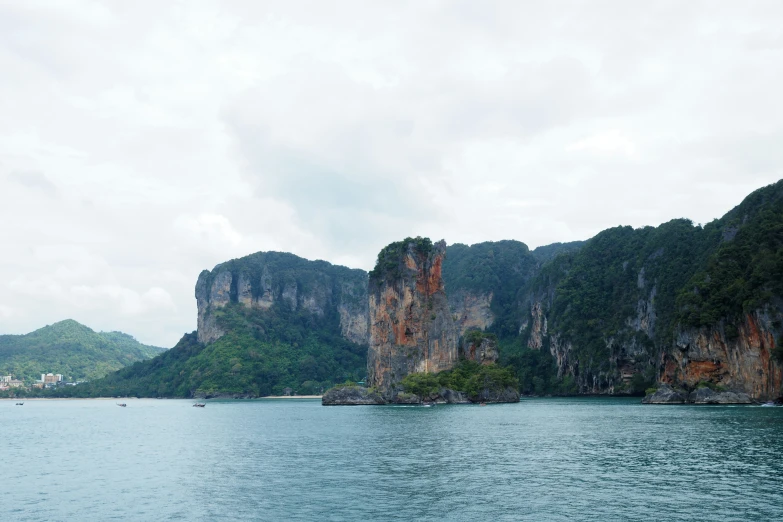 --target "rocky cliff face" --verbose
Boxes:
[449,291,494,336]
[527,302,547,350]
[367,239,459,394]
[521,260,663,394]
[195,252,369,346]
[662,311,782,400]
[460,332,498,365]
[523,265,782,399]
[195,270,228,344]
